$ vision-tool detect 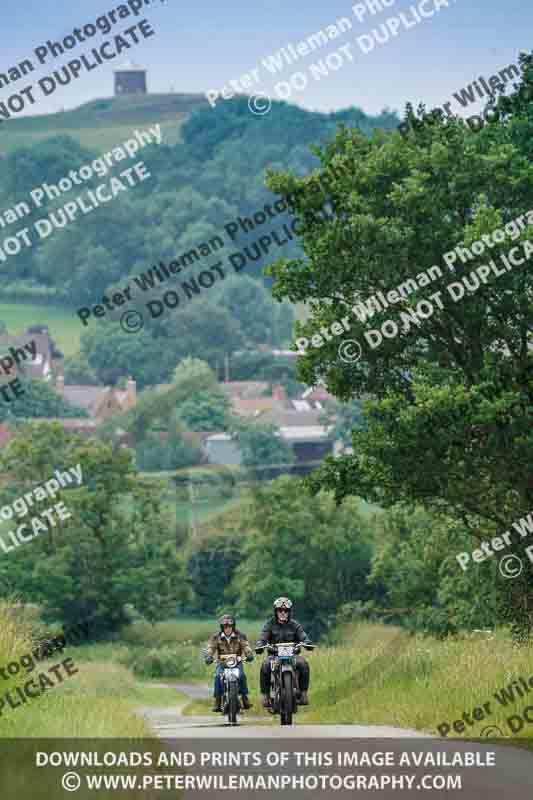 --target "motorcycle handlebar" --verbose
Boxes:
[255,642,317,654]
